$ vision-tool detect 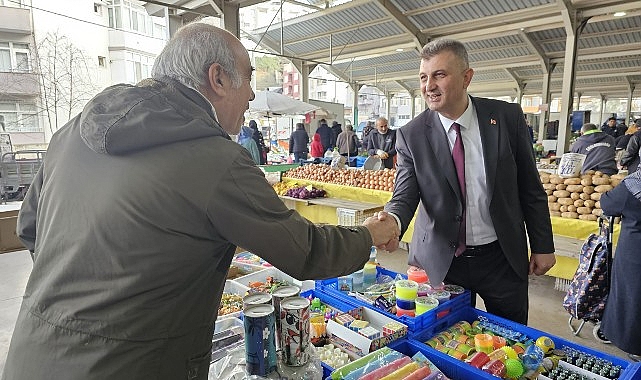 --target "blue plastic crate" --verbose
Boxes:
[387,339,492,380]
[300,289,355,379]
[316,266,471,332]
[409,306,637,380]
[623,363,641,380]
